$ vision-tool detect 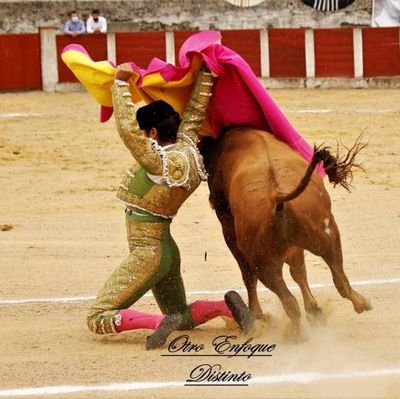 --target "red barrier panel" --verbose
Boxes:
[174,30,198,66]
[363,27,400,77]
[4,28,400,91]
[57,34,107,83]
[221,30,261,76]
[314,28,354,78]
[0,34,41,90]
[268,29,306,78]
[116,32,166,67]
